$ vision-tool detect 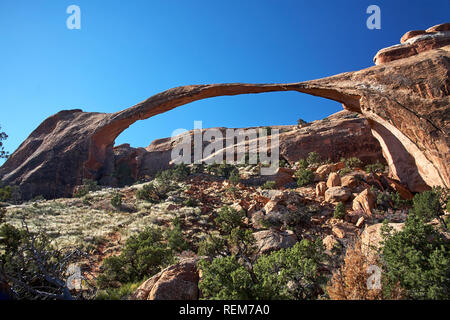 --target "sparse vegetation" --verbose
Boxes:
[262,180,276,190]
[365,161,385,174]
[74,179,100,198]
[96,226,176,289]
[380,190,450,299]
[294,168,315,187]
[333,202,346,220]
[110,192,123,209]
[342,157,363,170]
[0,125,9,159]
